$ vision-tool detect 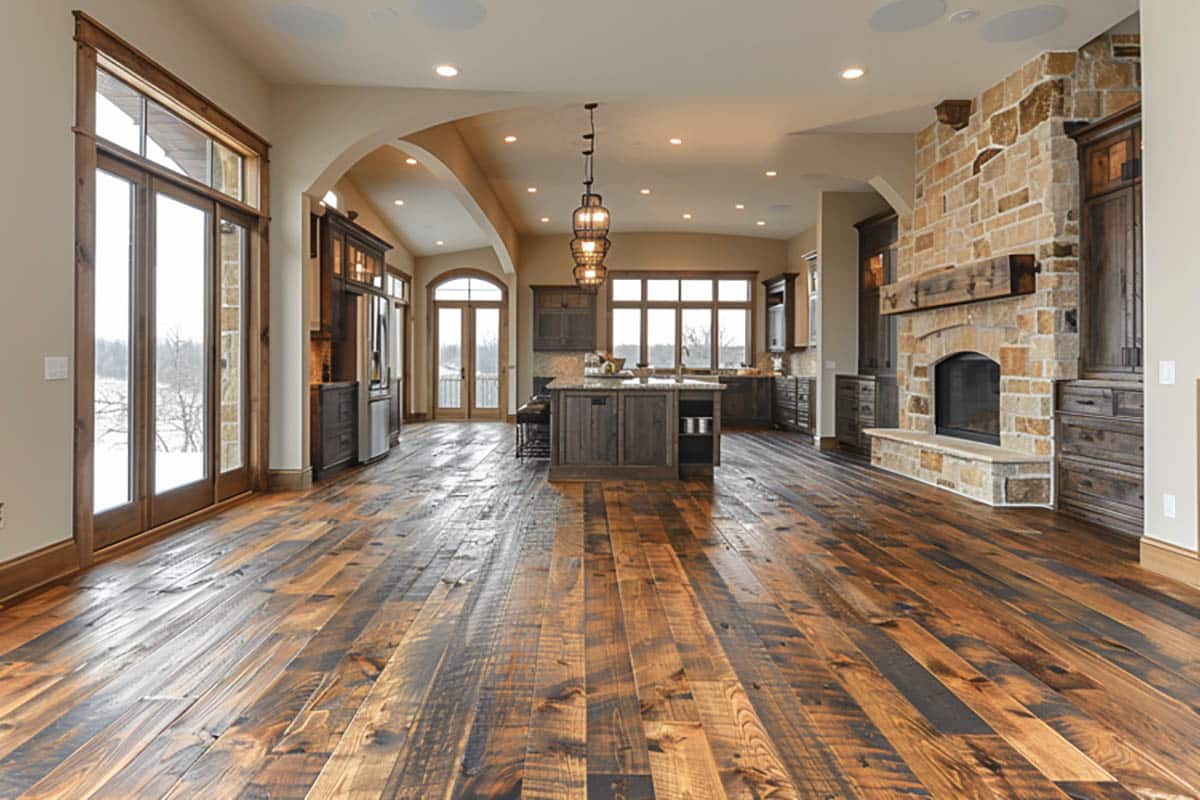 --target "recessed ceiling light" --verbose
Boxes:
[640,188,651,195]
[504,135,517,143]
[405,157,418,165]
[393,199,404,206]
[756,220,767,227]
[527,186,537,193]
[682,213,692,220]
[765,170,778,177]
[434,64,460,78]
[540,216,550,223]
[735,203,745,210]
[949,9,979,24]
[669,137,683,146]
[841,67,866,80]
[435,240,445,246]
